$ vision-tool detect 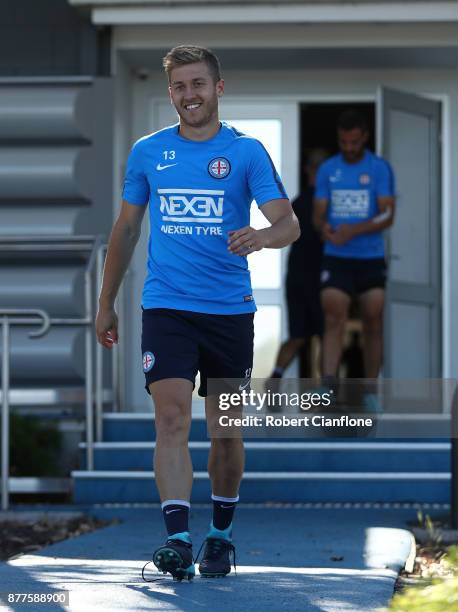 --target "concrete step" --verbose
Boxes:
[84,414,453,503]
[71,469,451,504]
[102,412,452,442]
[79,441,450,473]
[103,413,208,442]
